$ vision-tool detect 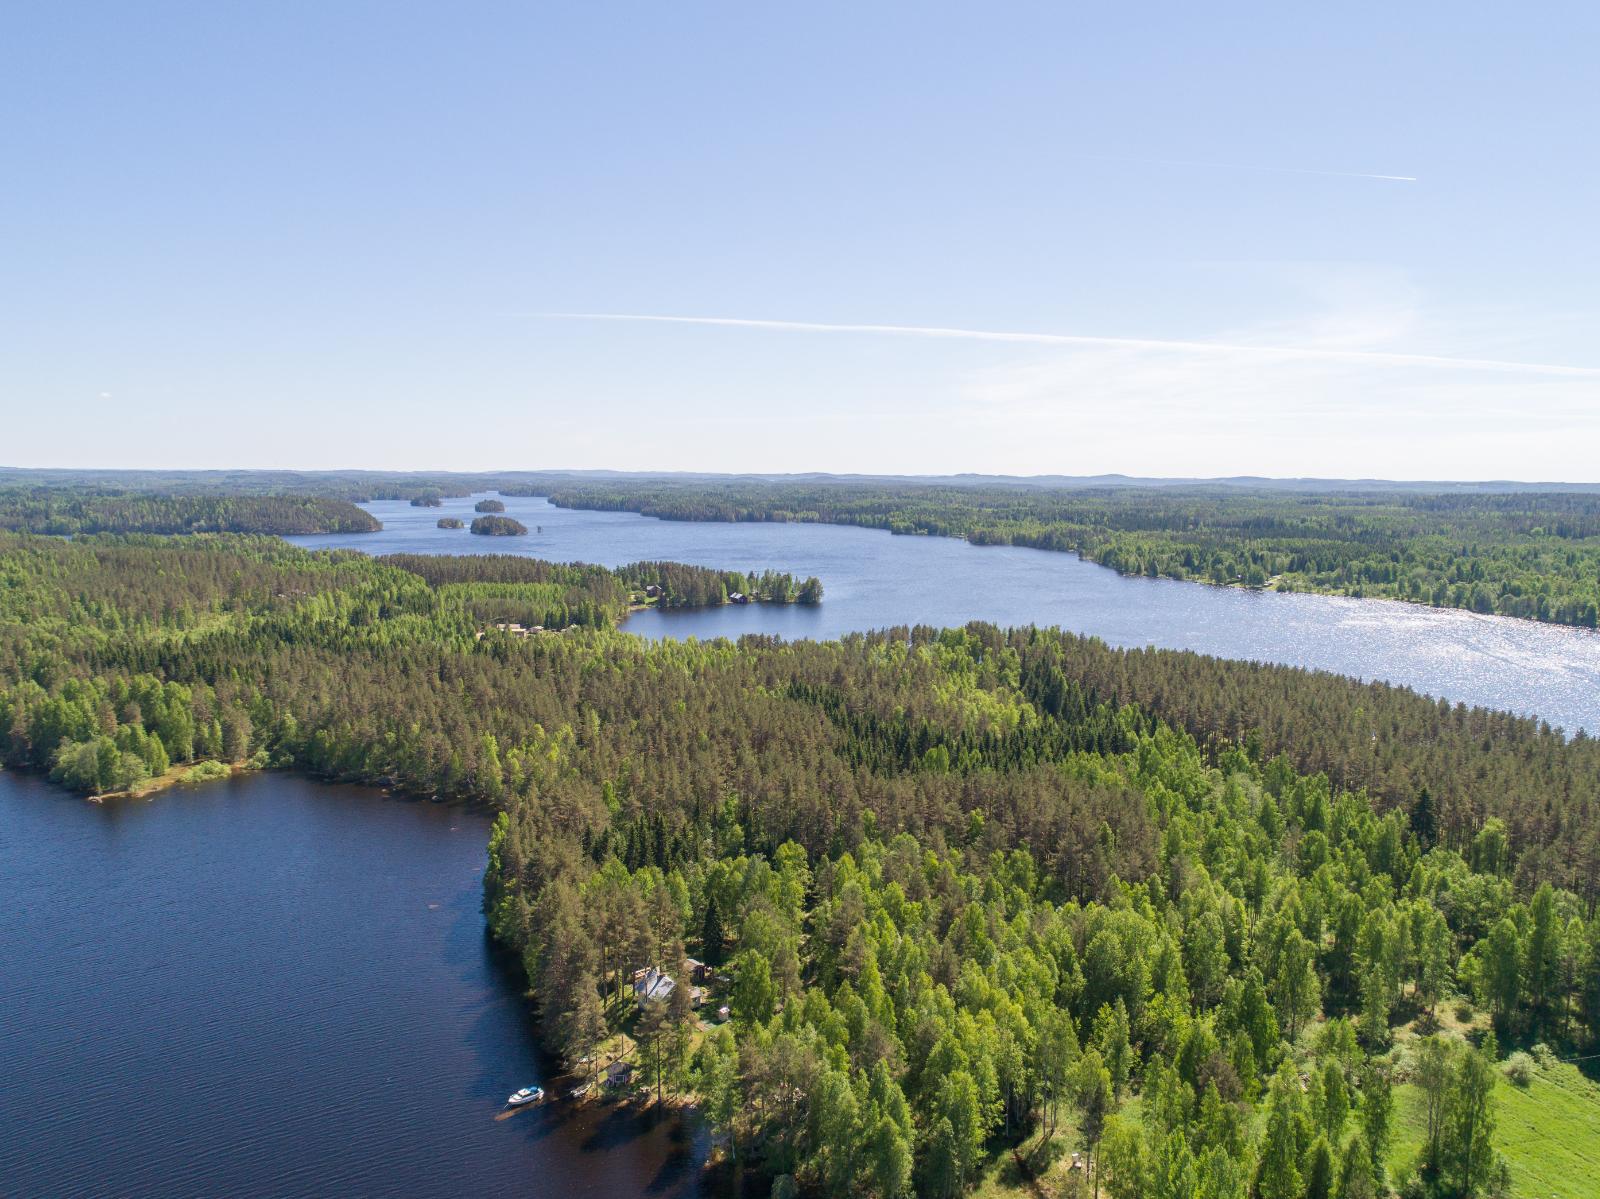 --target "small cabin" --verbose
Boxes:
[633,966,676,1008]
[644,584,662,598]
[728,592,750,604]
